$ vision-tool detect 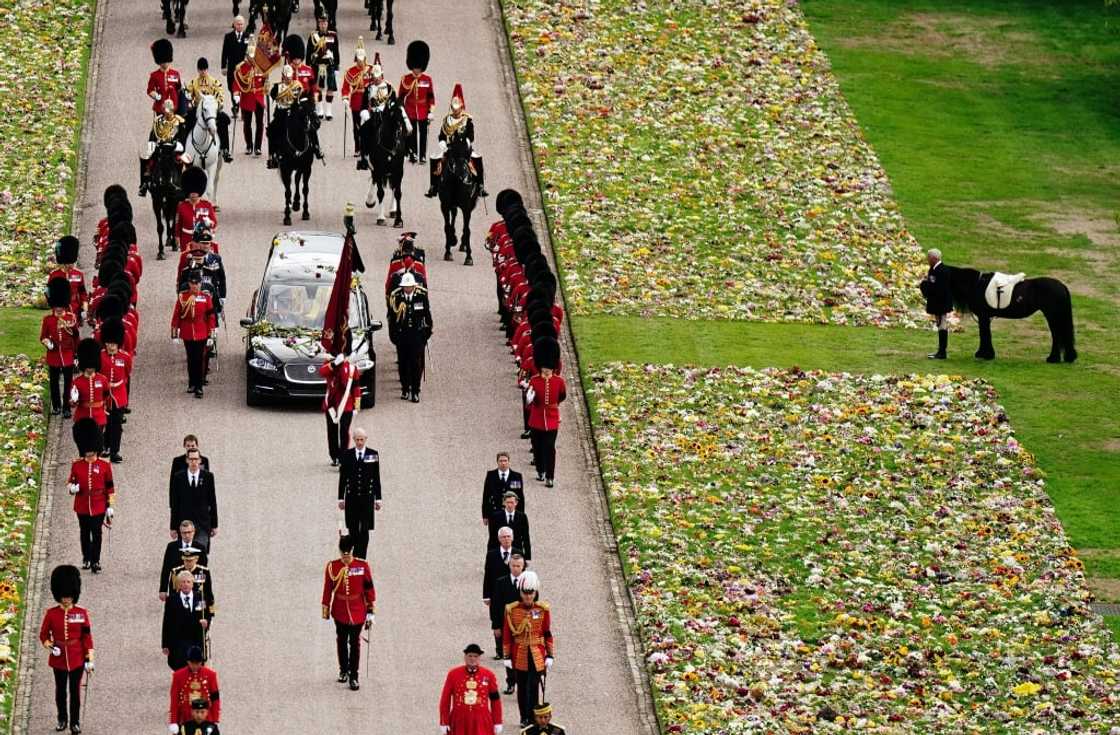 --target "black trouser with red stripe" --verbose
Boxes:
[334,621,362,679]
